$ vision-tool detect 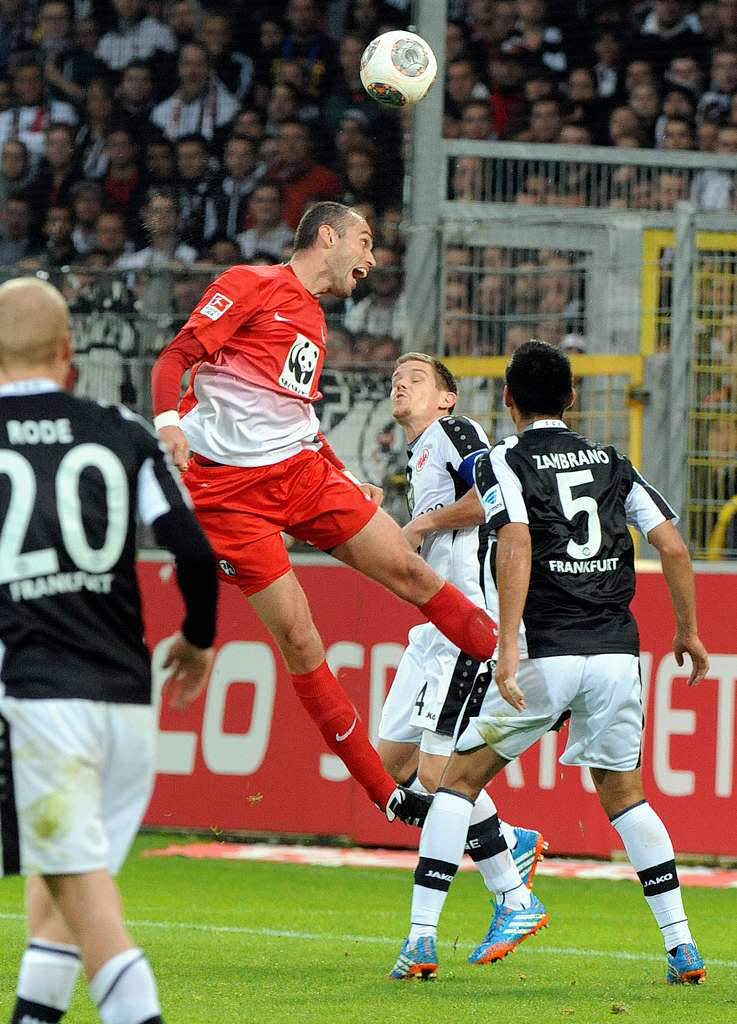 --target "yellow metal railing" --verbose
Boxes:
[707,495,737,560]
